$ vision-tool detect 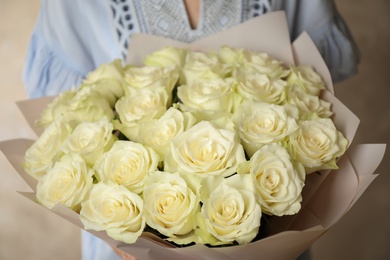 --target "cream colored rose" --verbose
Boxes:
[287,118,348,173]
[81,59,125,106]
[218,46,290,82]
[61,117,117,167]
[24,117,72,180]
[36,90,76,128]
[67,88,115,123]
[114,86,169,141]
[36,153,94,212]
[94,140,159,194]
[285,84,333,119]
[143,171,199,239]
[196,174,261,245]
[144,46,188,68]
[238,143,305,216]
[37,88,114,128]
[286,65,326,96]
[123,65,179,94]
[79,78,124,107]
[217,46,245,65]
[177,78,241,113]
[239,50,289,79]
[80,182,145,244]
[83,59,124,84]
[138,107,196,160]
[232,101,299,157]
[181,51,230,85]
[234,69,287,104]
[164,121,246,179]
